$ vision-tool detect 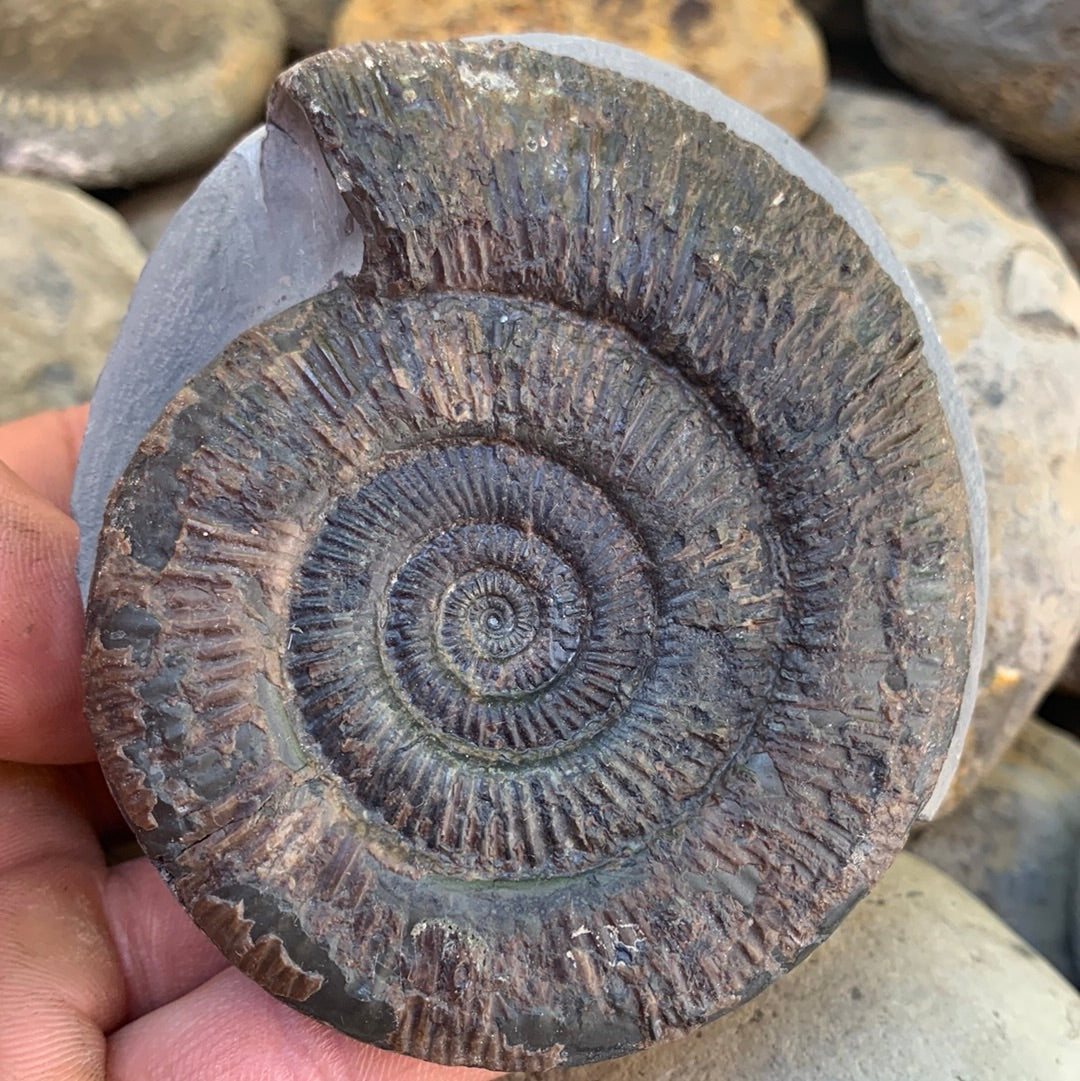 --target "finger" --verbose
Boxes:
[0,764,224,1023]
[108,967,506,1081]
[0,764,124,1081]
[0,461,92,764]
[1,764,504,1079]
[0,763,98,873]
[0,404,88,511]
[0,858,123,1081]
[104,858,228,1017]
[58,761,130,843]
